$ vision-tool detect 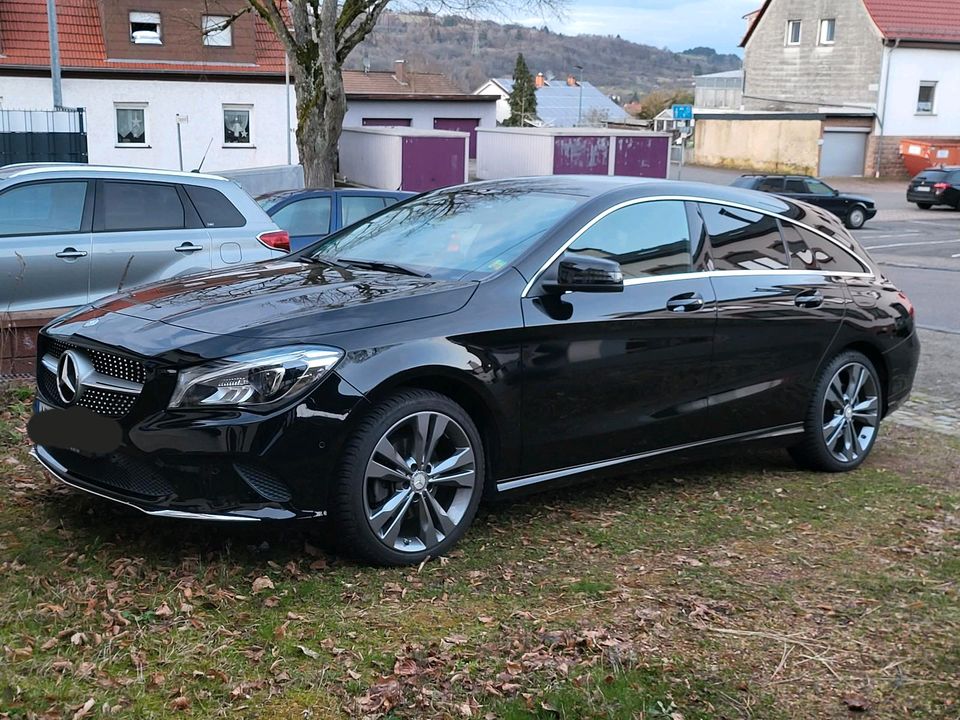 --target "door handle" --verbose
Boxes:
[174,243,204,253]
[794,290,824,308]
[55,248,87,259]
[666,292,705,313]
